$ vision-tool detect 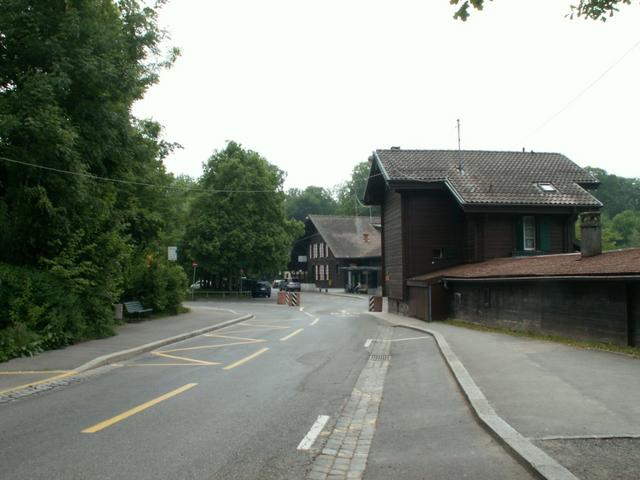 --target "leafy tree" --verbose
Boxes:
[450,0,636,21]
[0,0,183,357]
[182,142,303,285]
[335,161,381,217]
[285,186,339,221]
[586,167,640,218]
